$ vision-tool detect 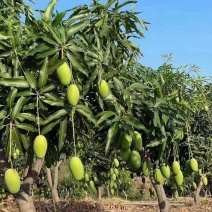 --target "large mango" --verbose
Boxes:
[33,135,47,159]
[4,169,20,194]
[67,84,80,106]
[98,80,109,98]
[57,62,71,86]
[69,156,84,181]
